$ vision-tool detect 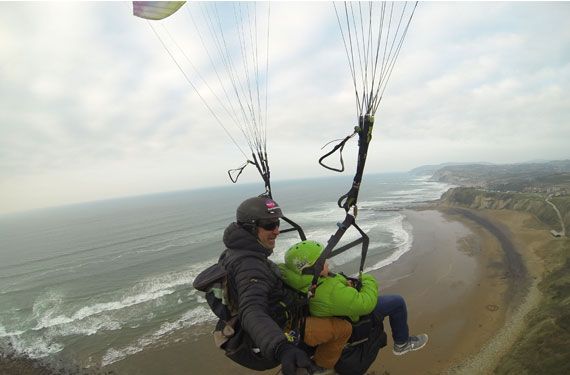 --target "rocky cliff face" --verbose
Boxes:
[440,187,569,235]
